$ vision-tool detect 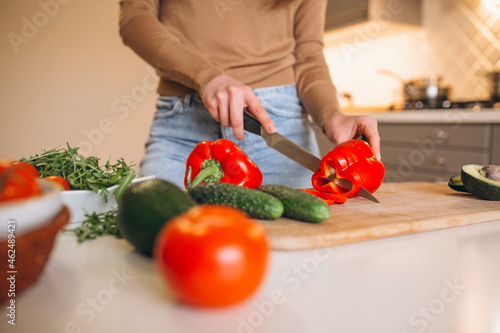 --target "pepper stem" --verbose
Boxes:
[187,159,224,190]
